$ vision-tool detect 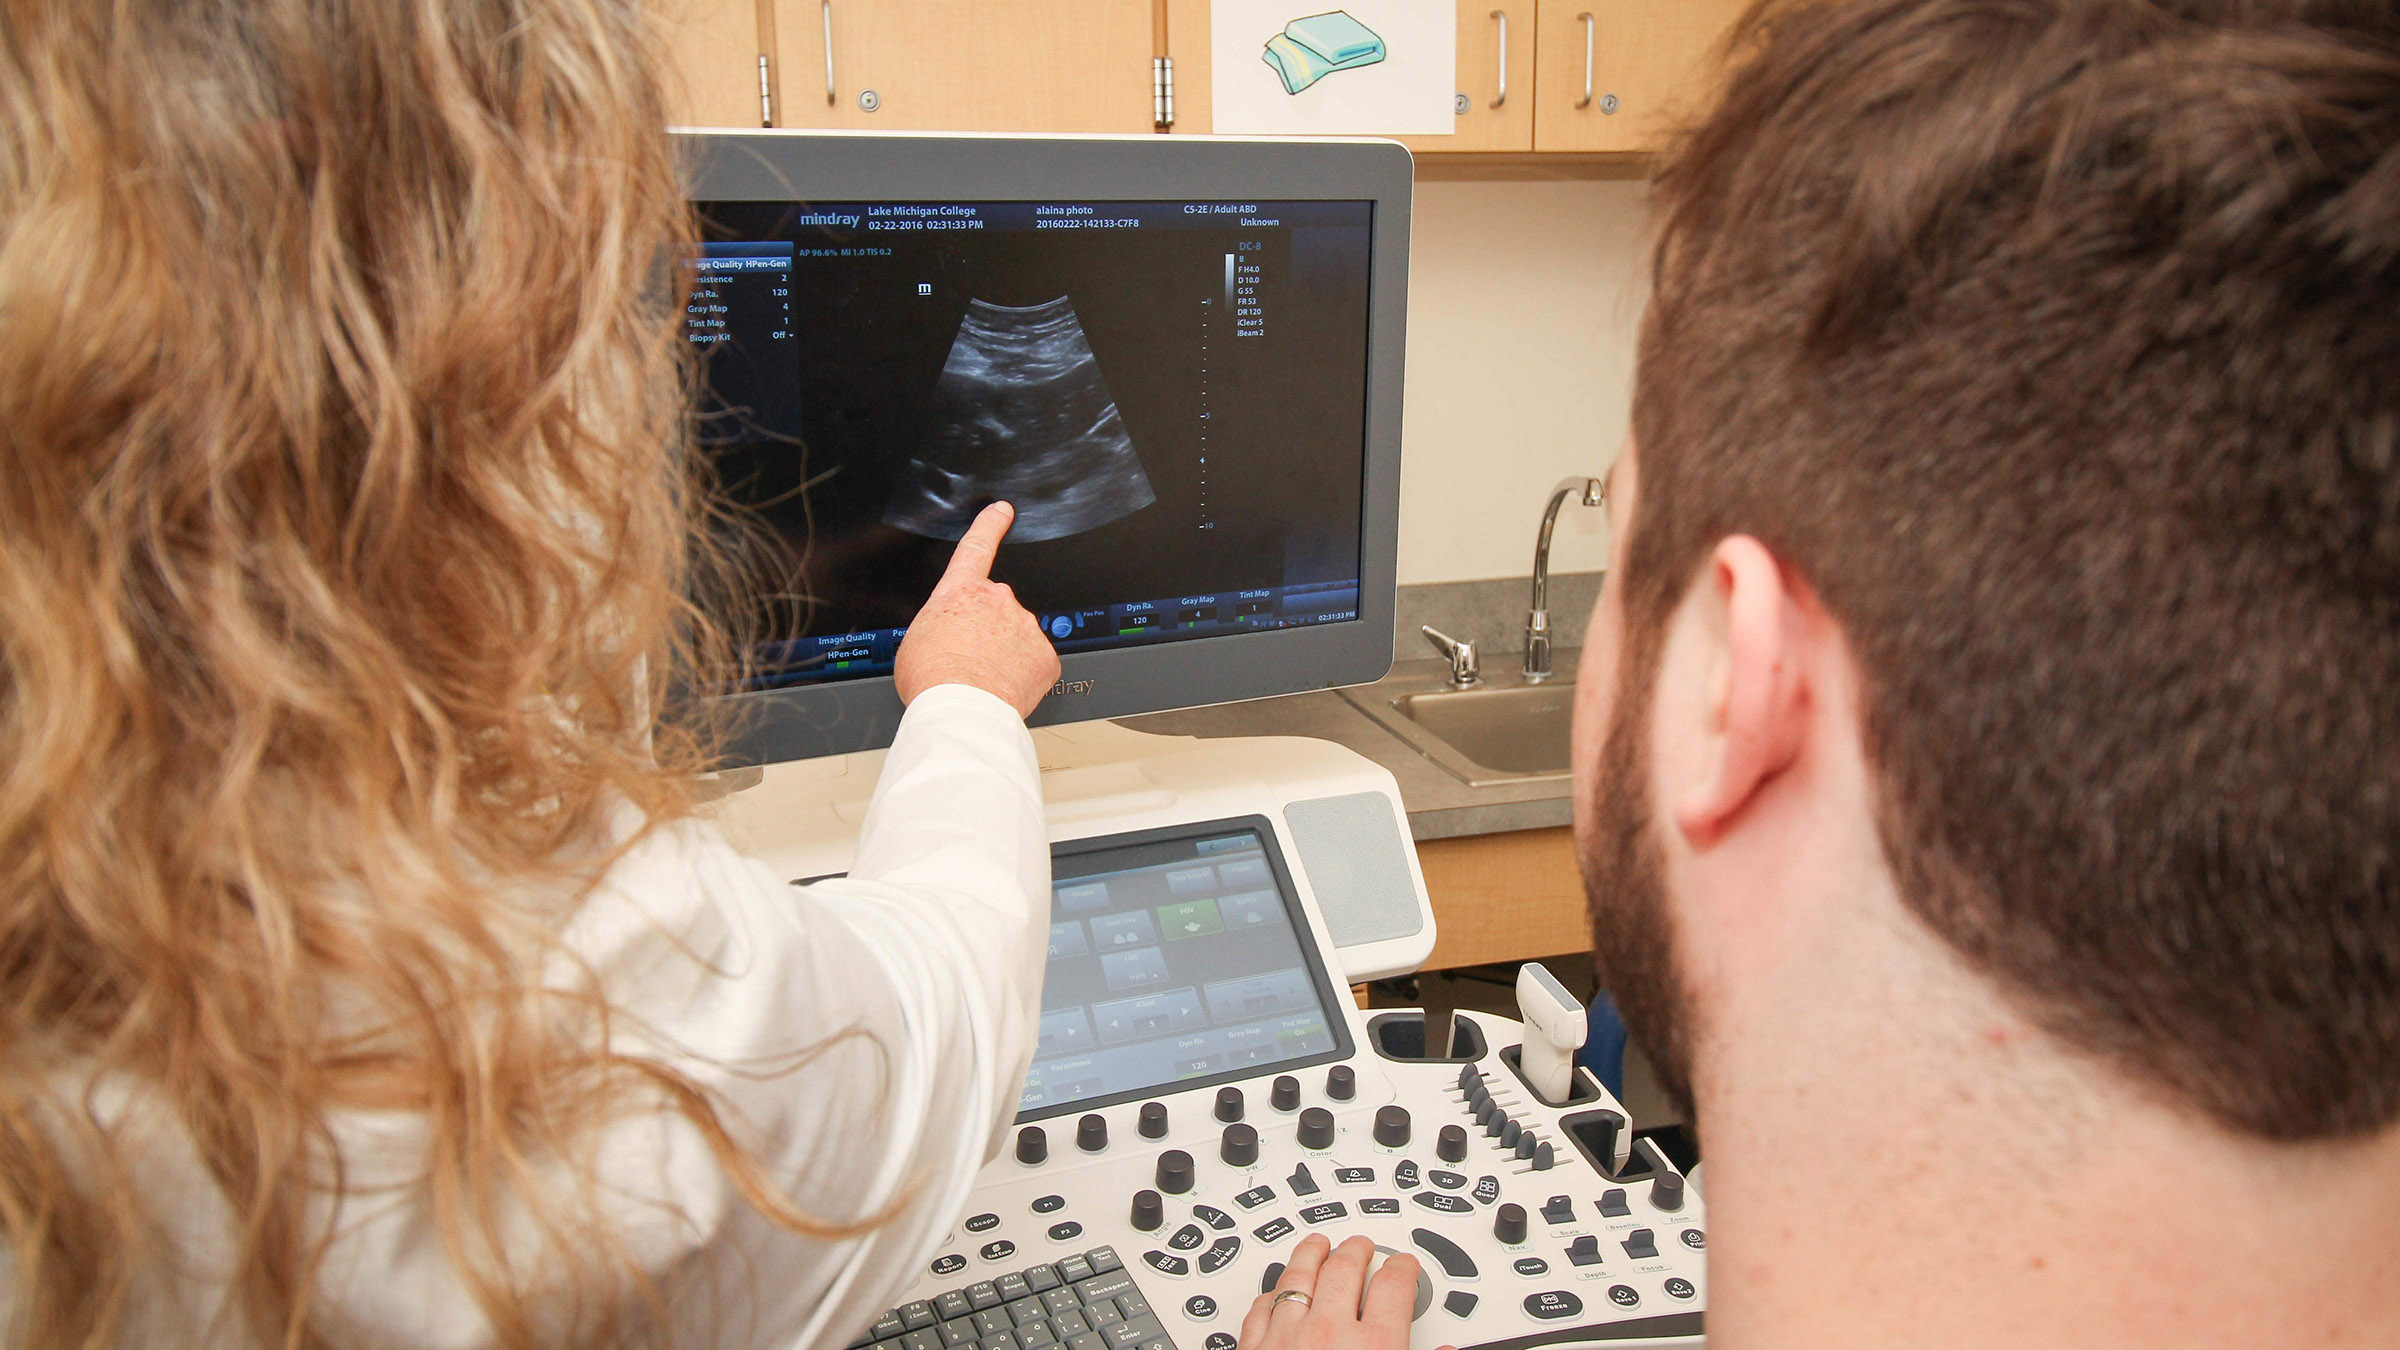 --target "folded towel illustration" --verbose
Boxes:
[1261,10,1387,95]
